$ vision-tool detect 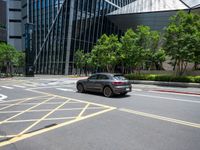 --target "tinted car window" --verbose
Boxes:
[113,75,127,80]
[97,75,109,80]
[88,75,97,80]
